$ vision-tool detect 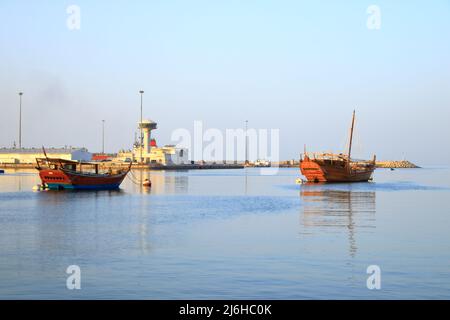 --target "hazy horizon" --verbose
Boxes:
[1,1,449,165]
